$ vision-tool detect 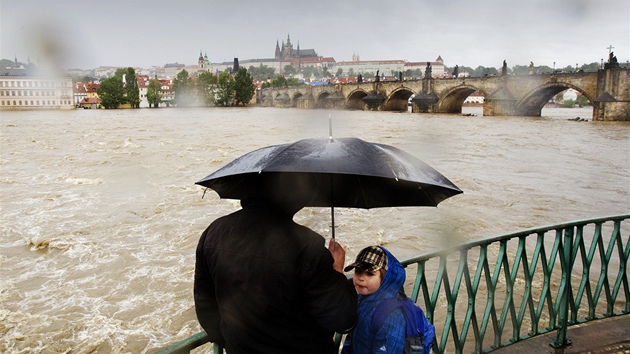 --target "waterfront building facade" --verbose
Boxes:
[0,68,74,110]
[73,82,87,106]
[330,56,446,79]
